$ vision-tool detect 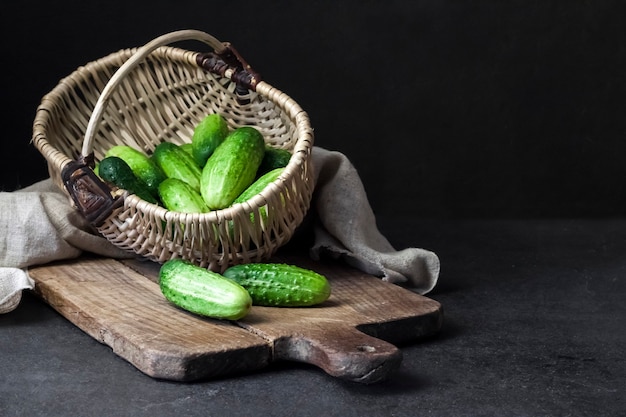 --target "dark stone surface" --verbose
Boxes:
[2,218,624,417]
